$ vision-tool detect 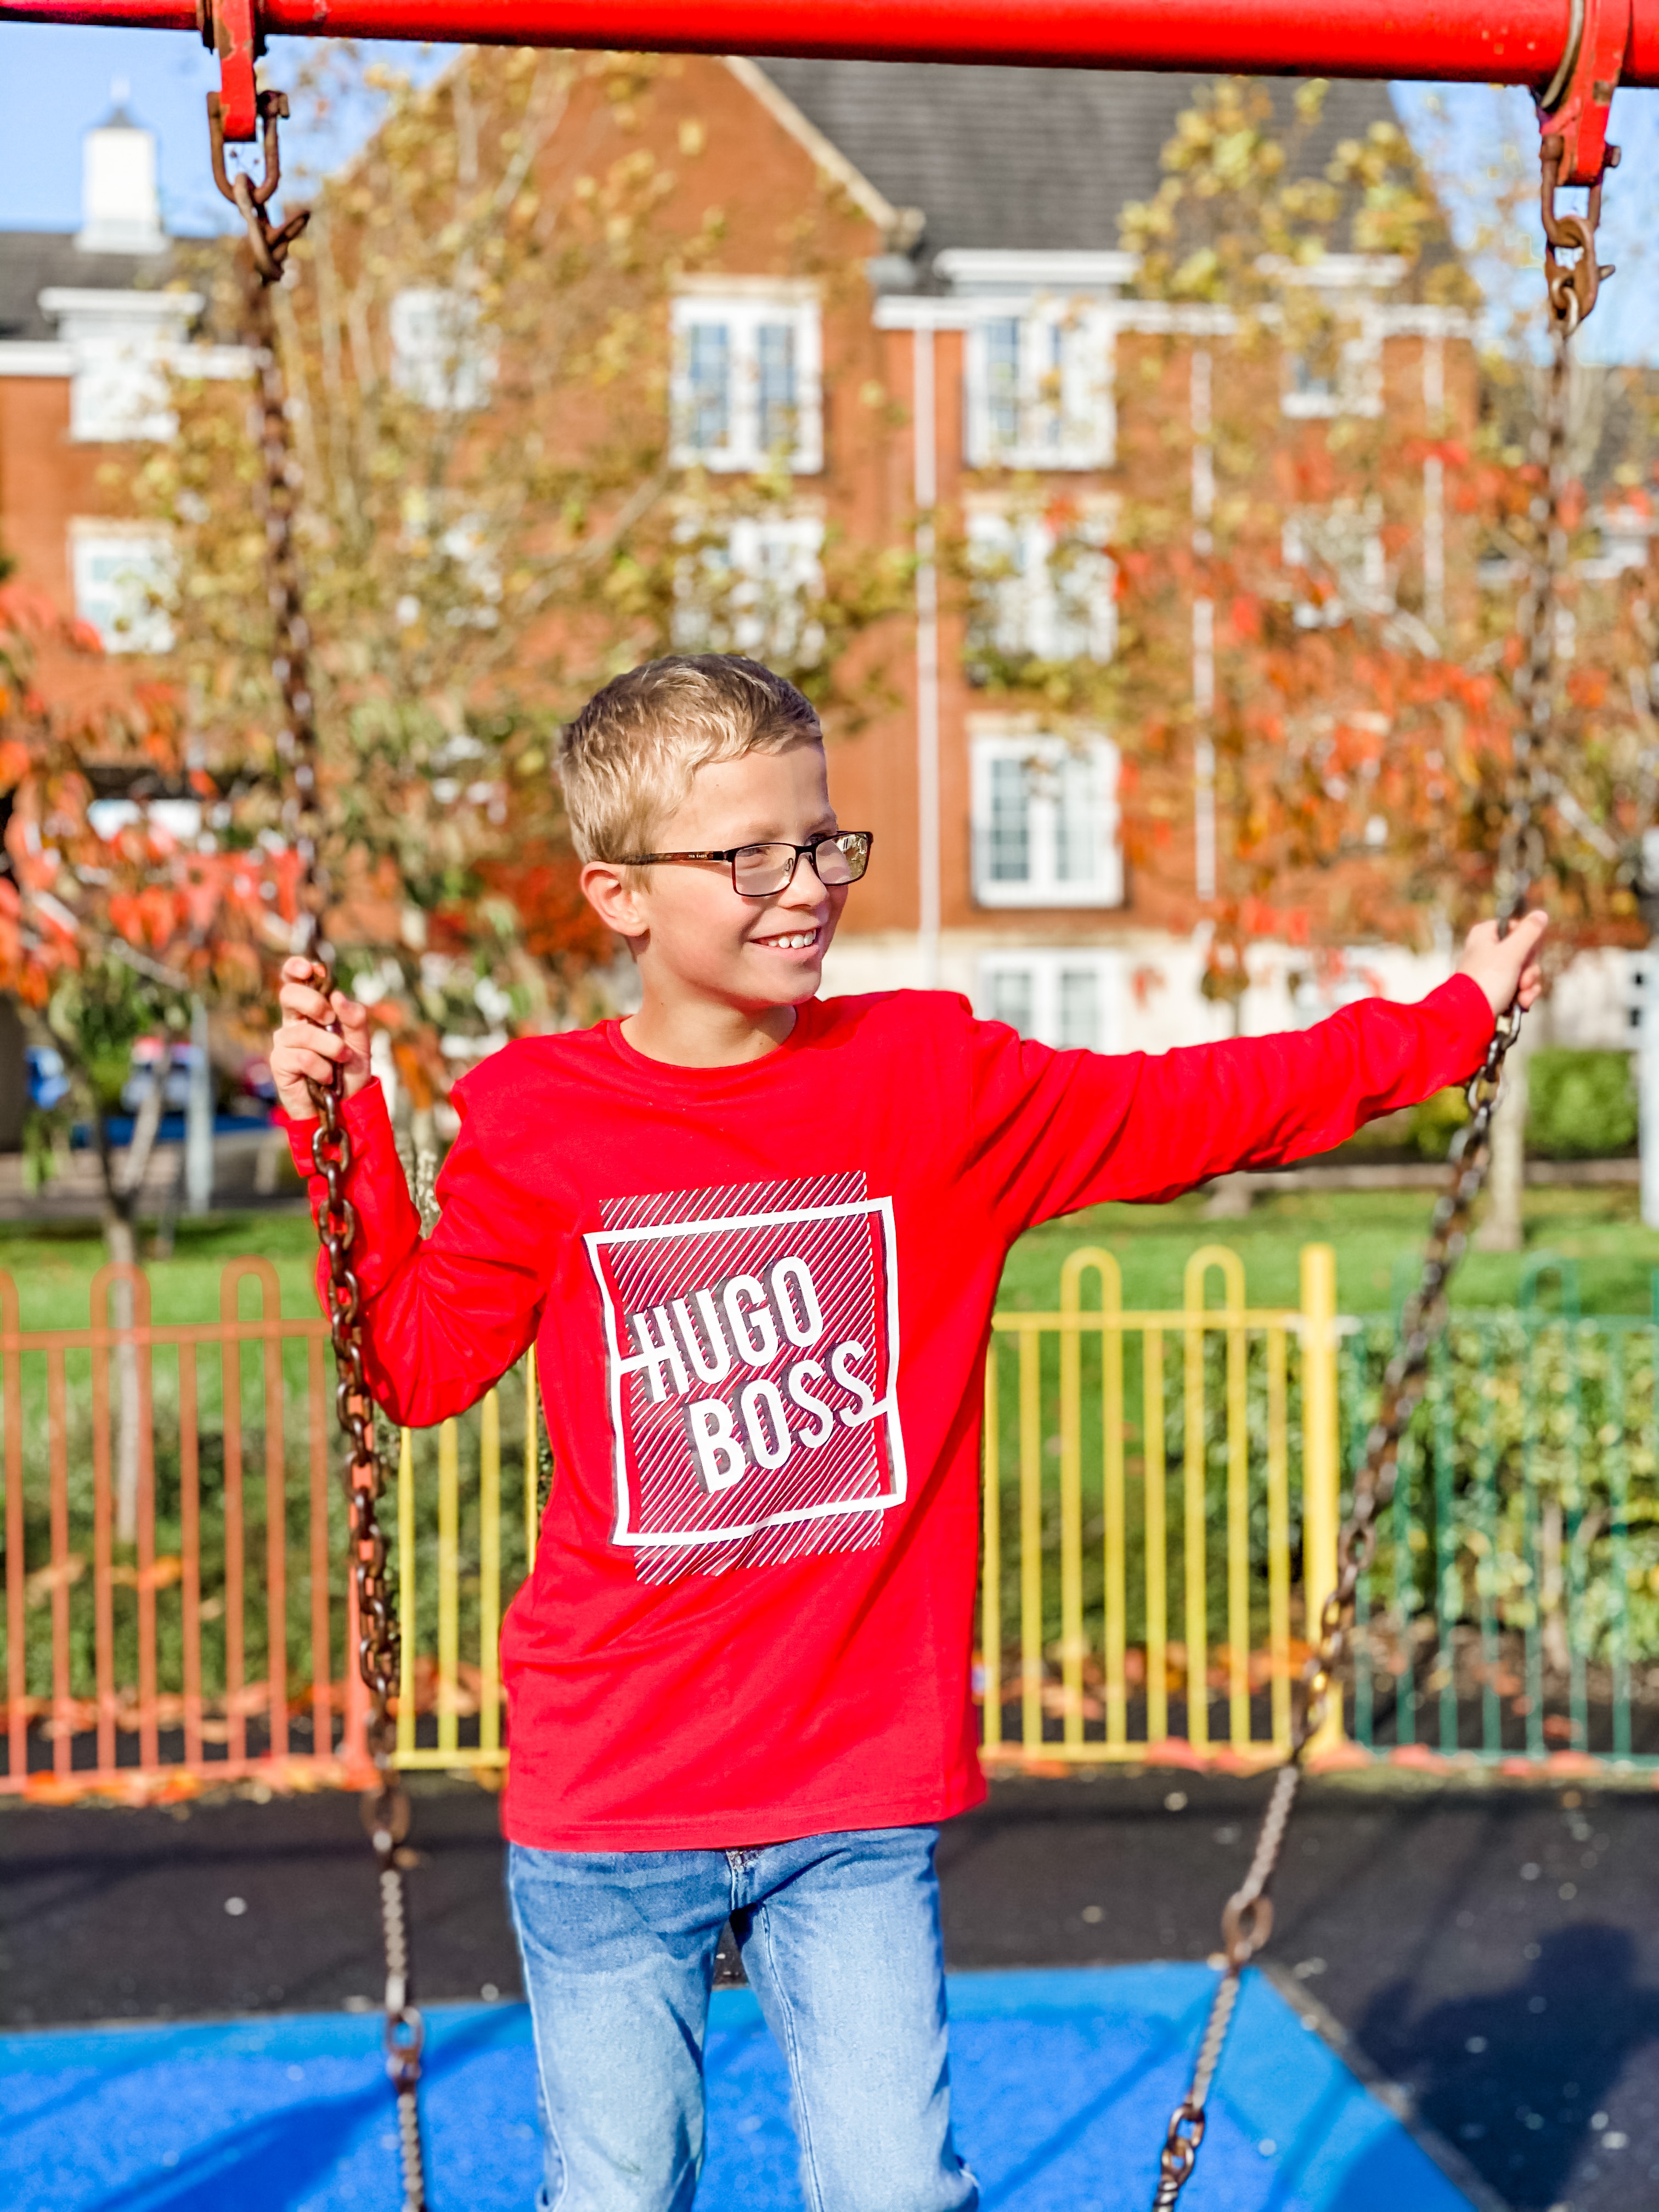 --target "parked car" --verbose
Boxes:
[120,1038,202,1115]
[26,1044,72,1113]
